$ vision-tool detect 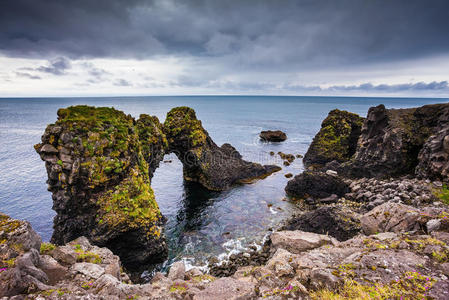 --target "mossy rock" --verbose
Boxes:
[304,109,364,168]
